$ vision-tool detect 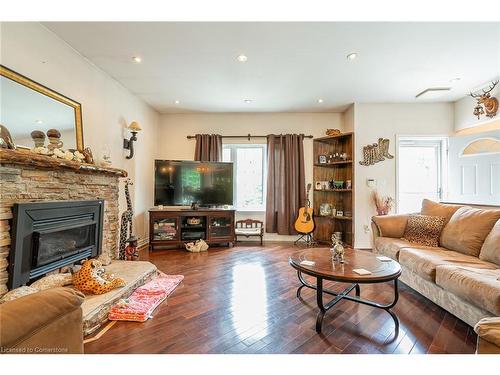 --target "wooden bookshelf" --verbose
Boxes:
[313,132,355,247]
